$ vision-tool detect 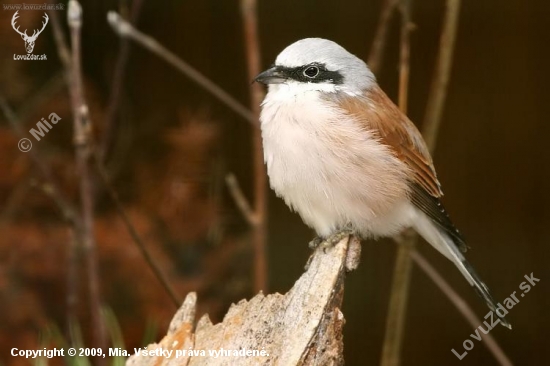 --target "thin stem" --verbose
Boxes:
[239,0,268,292]
[225,173,258,227]
[397,0,412,114]
[368,0,398,74]
[380,2,509,366]
[406,6,512,366]
[380,234,416,366]
[0,176,31,230]
[0,97,80,226]
[65,227,80,334]
[422,0,461,153]
[49,4,182,313]
[380,1,414,365]
[46,3,84,340]
[106,11,256,126]
[99,0,145,162]
[105,9,270,291]
[410,250,513,366]
[67,0,106,352]
[94,157,182,308]
[0,95,84,337]
[47,2,71,73]
[14,71,65,123]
